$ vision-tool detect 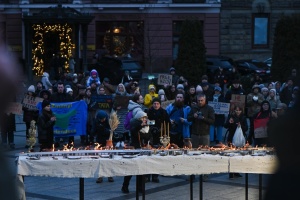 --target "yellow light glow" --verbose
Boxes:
[32,23,74,75]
